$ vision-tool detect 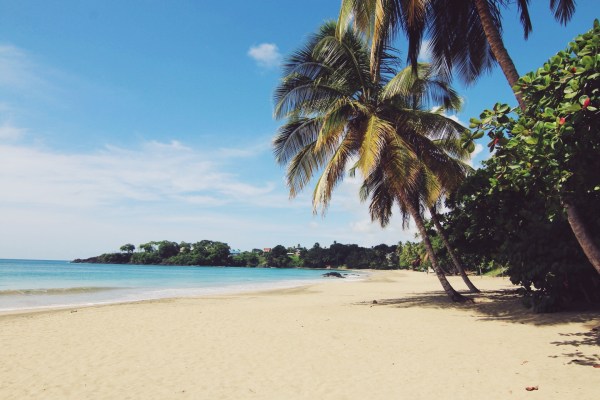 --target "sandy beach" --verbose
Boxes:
[1,270,598,399]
